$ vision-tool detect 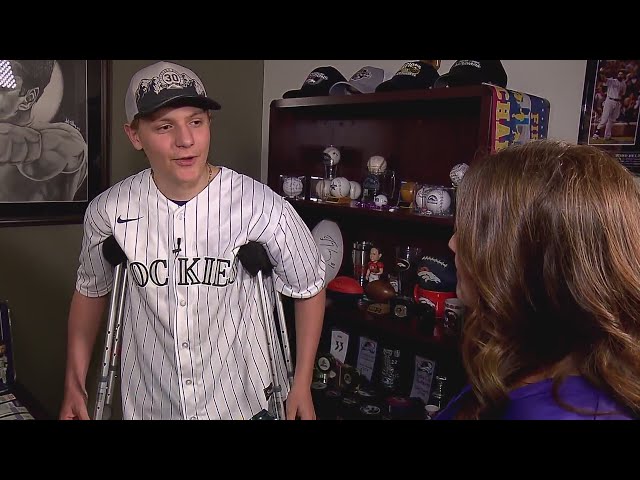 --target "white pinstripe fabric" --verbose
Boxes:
[76,166,326,419]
